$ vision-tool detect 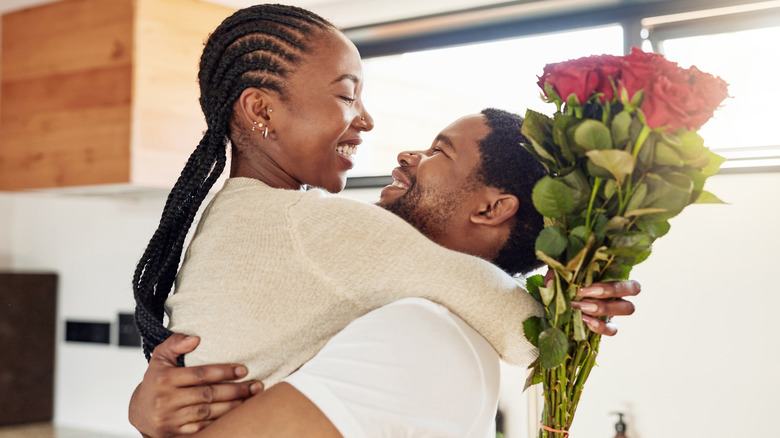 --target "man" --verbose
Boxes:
[129,109,638,437]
